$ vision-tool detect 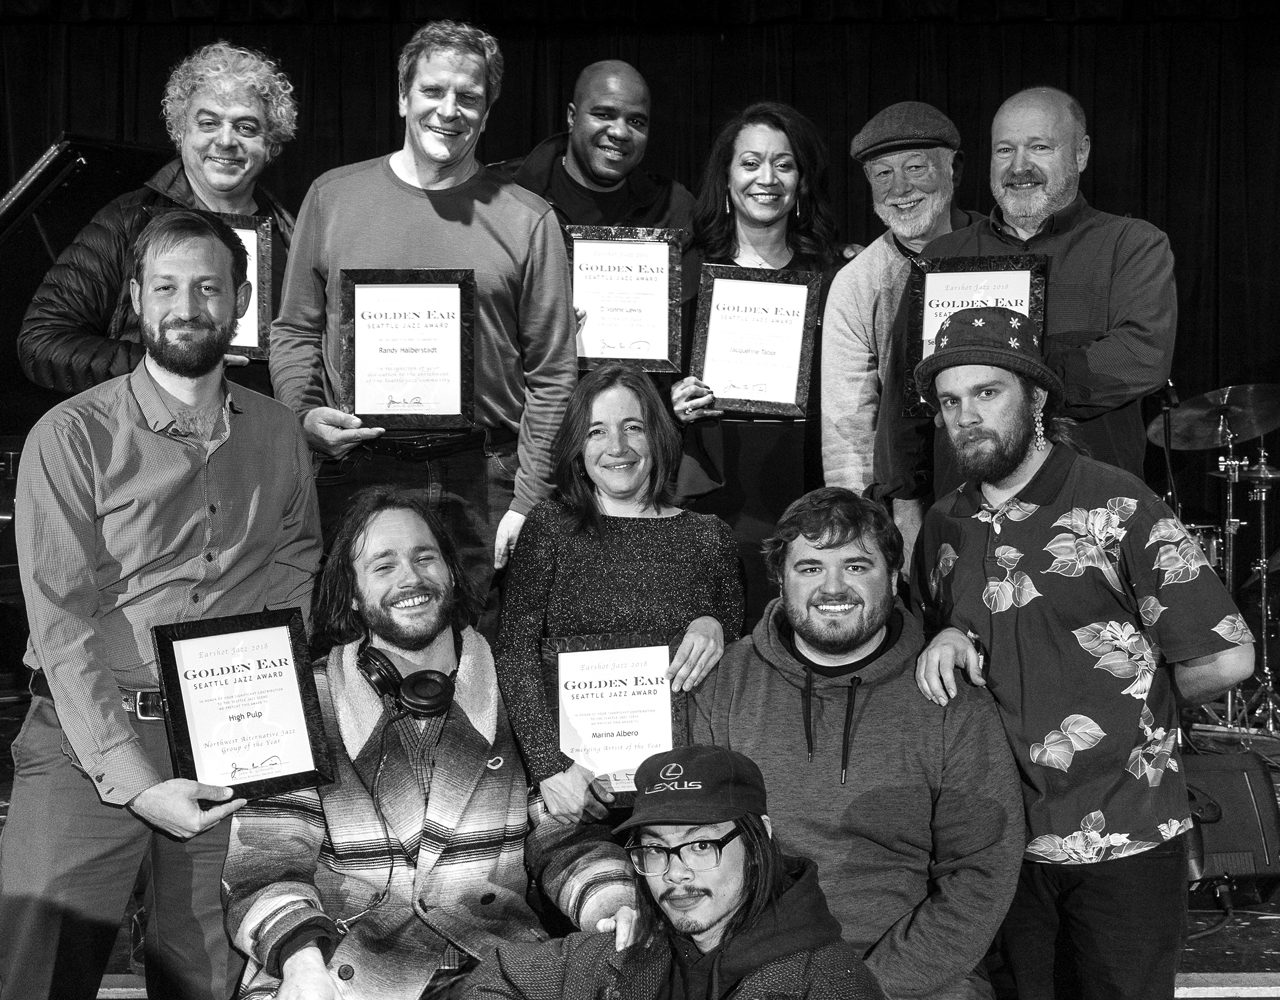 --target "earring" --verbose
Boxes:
[1034,413,1047,452]
[725,193,731,216]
